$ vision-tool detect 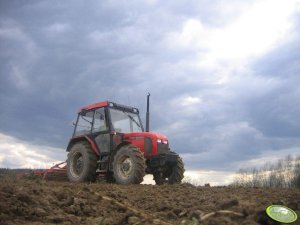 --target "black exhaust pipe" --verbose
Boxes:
[146,93,150,132]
